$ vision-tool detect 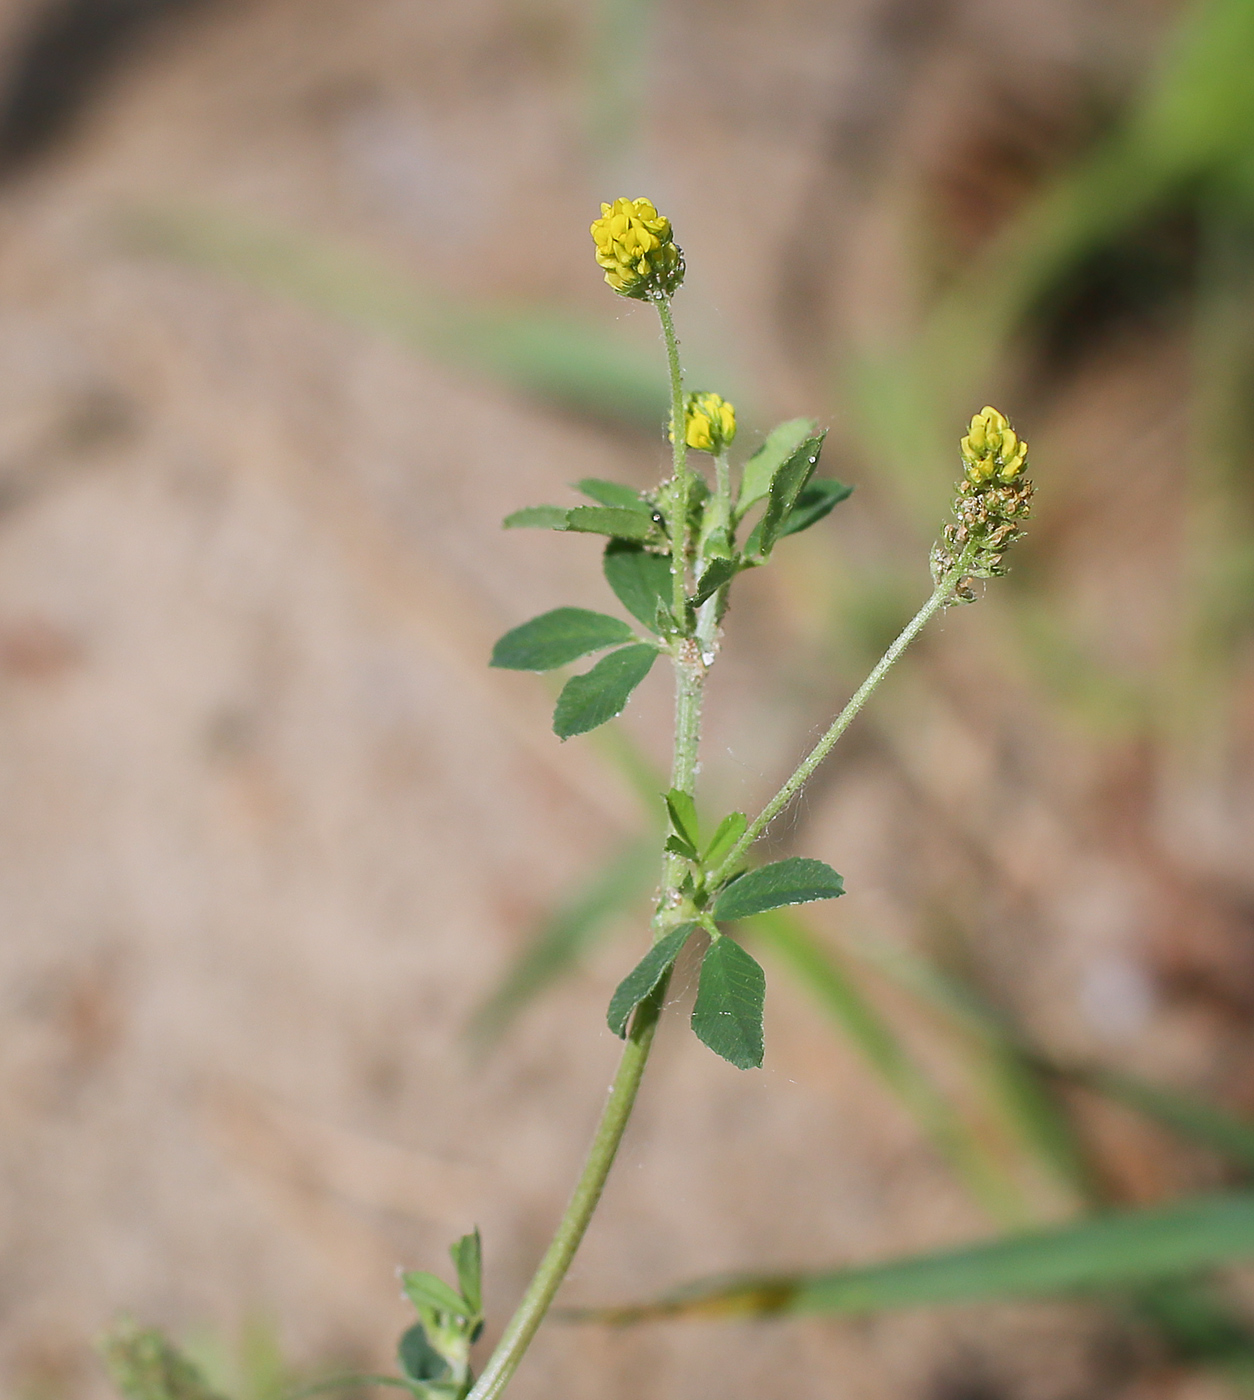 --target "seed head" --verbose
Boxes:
[672,391,736,453]
[932,406,1034,601]
[590,197,685,300]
